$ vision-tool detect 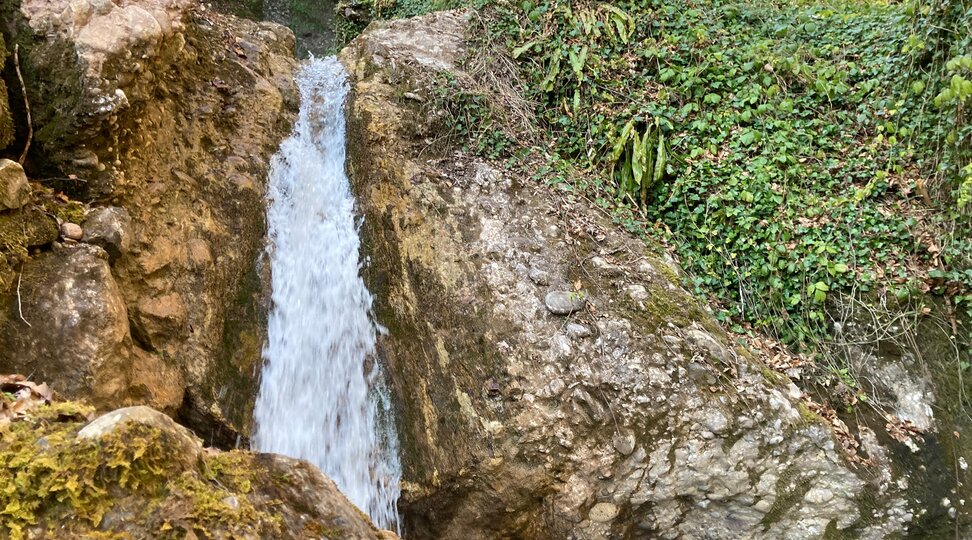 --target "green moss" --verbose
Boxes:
[0,408,170,539]
[758,365,789,388]
[796,402,826,427]
[759,466,812,529]
[0,33,13,151]
[304,520,347,538]
[201,451,253,494]
[0,402,292,539]
[41,199,86,225]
